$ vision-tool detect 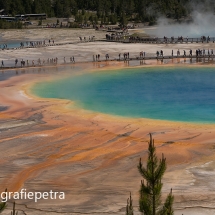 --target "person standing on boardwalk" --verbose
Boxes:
[160,50,163,57]
[172,50,173,56]
[124,53,127,60]
[203,49,205,56]
[98,54,100,61]
[119,53,121,60]
[177,49,179,56]
[1,60,4,67]
[156,51,159,57]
